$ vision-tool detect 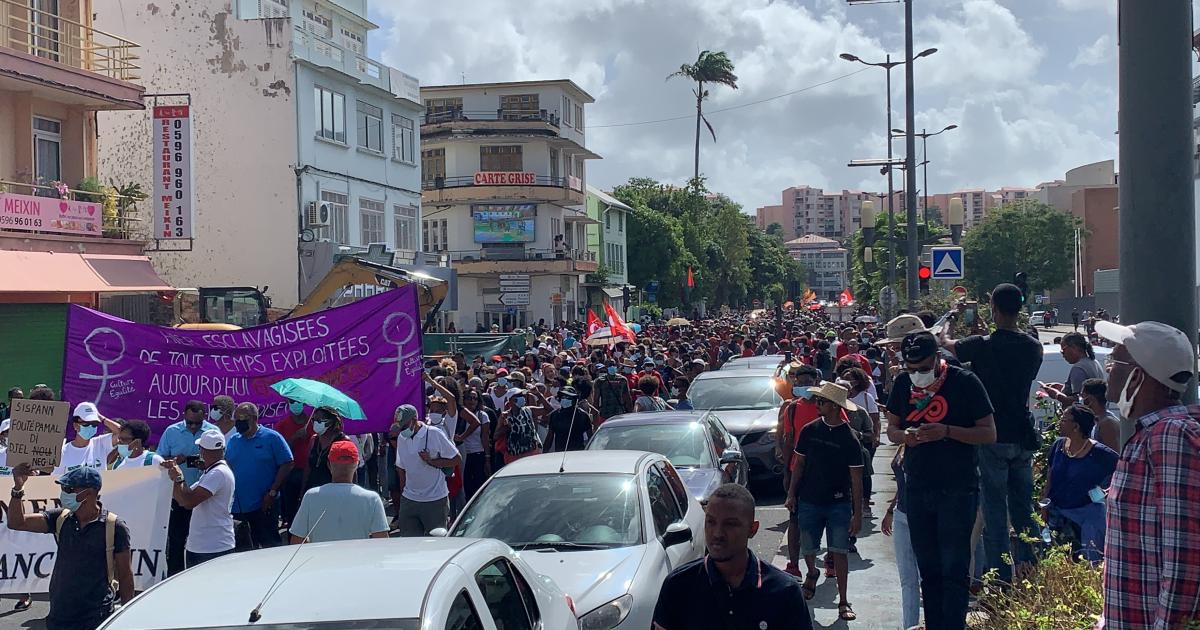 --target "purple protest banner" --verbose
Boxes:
[62,286,424,437]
